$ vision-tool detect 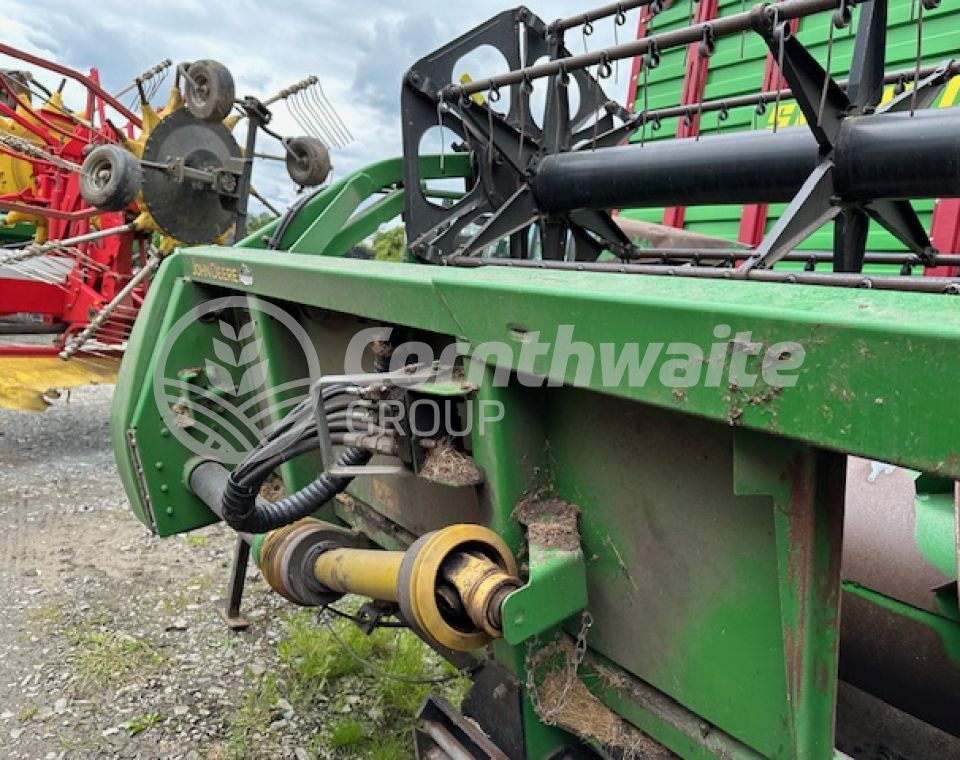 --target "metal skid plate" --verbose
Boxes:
[141,108,242,244]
